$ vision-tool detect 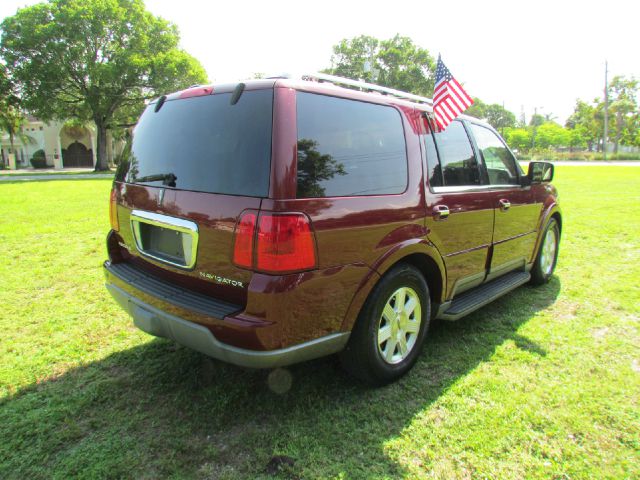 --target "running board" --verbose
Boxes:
[437,271,531,321]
